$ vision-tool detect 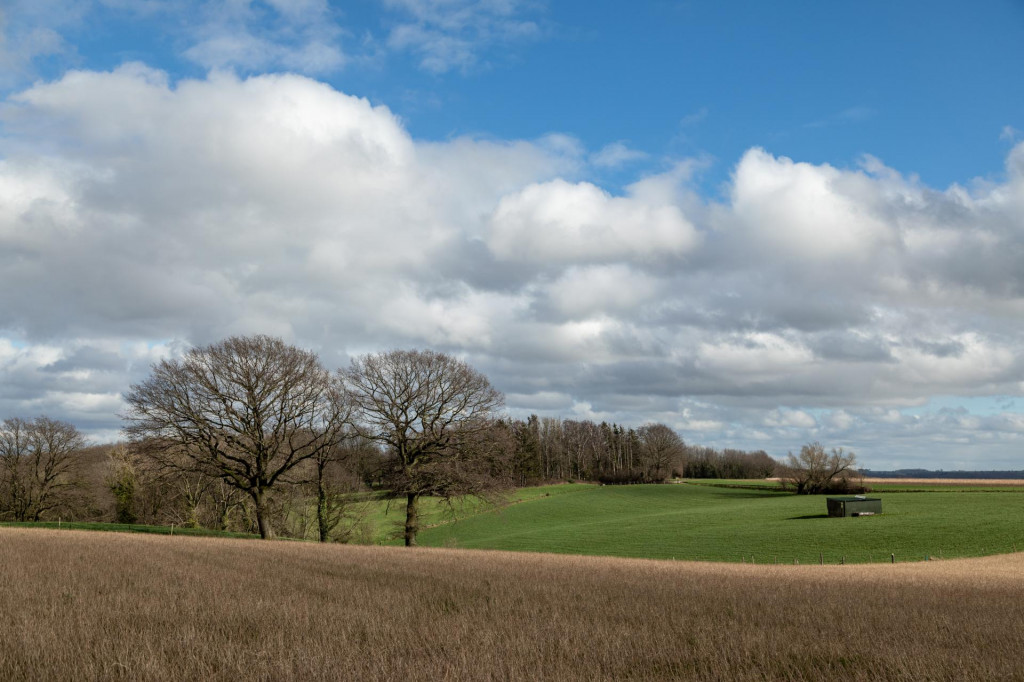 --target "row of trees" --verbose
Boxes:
[0,421,375,540]
[2,334,859,545]
[486,416,775,485]
[121,338,507,545]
